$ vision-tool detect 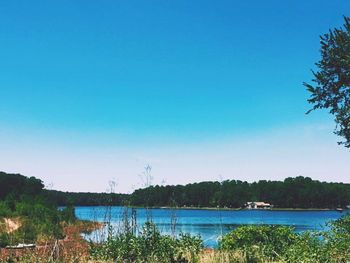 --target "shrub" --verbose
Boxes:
[14,219,38,243]
[0,232,9,248]
[90,221,203,263]
[219,225,297,260]
[282,231,325,263]
[4,201,65,244]
[322,215,350,262]
[59,205,77,224]
[0,202,11,217]
[219,215,350,263]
